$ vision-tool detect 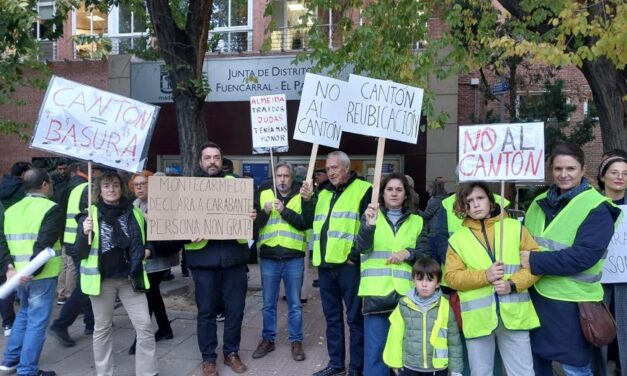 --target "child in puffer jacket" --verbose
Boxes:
[383,255,463,376]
